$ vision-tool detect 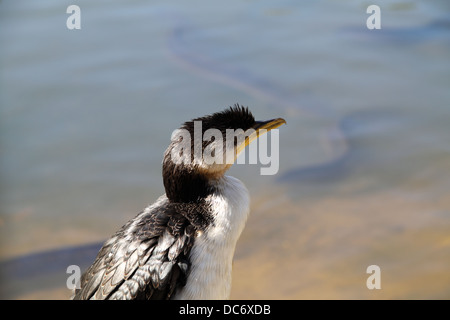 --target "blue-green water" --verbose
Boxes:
[1,0,449,299]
